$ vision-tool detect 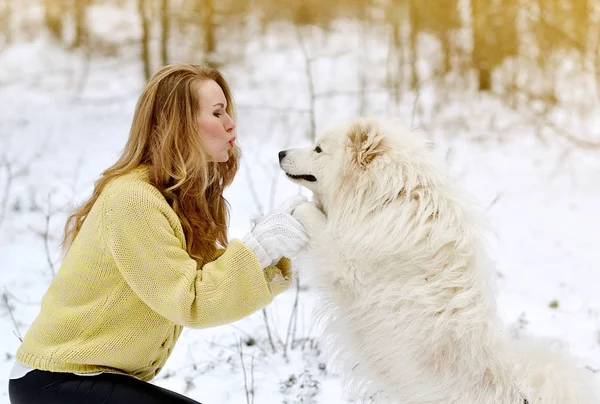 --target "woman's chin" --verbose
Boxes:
[216,153,230,163]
